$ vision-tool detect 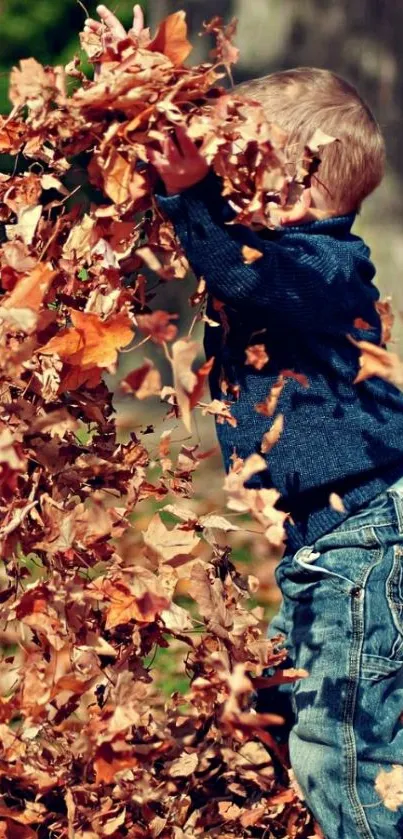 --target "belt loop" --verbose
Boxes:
[390,490,403,535]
